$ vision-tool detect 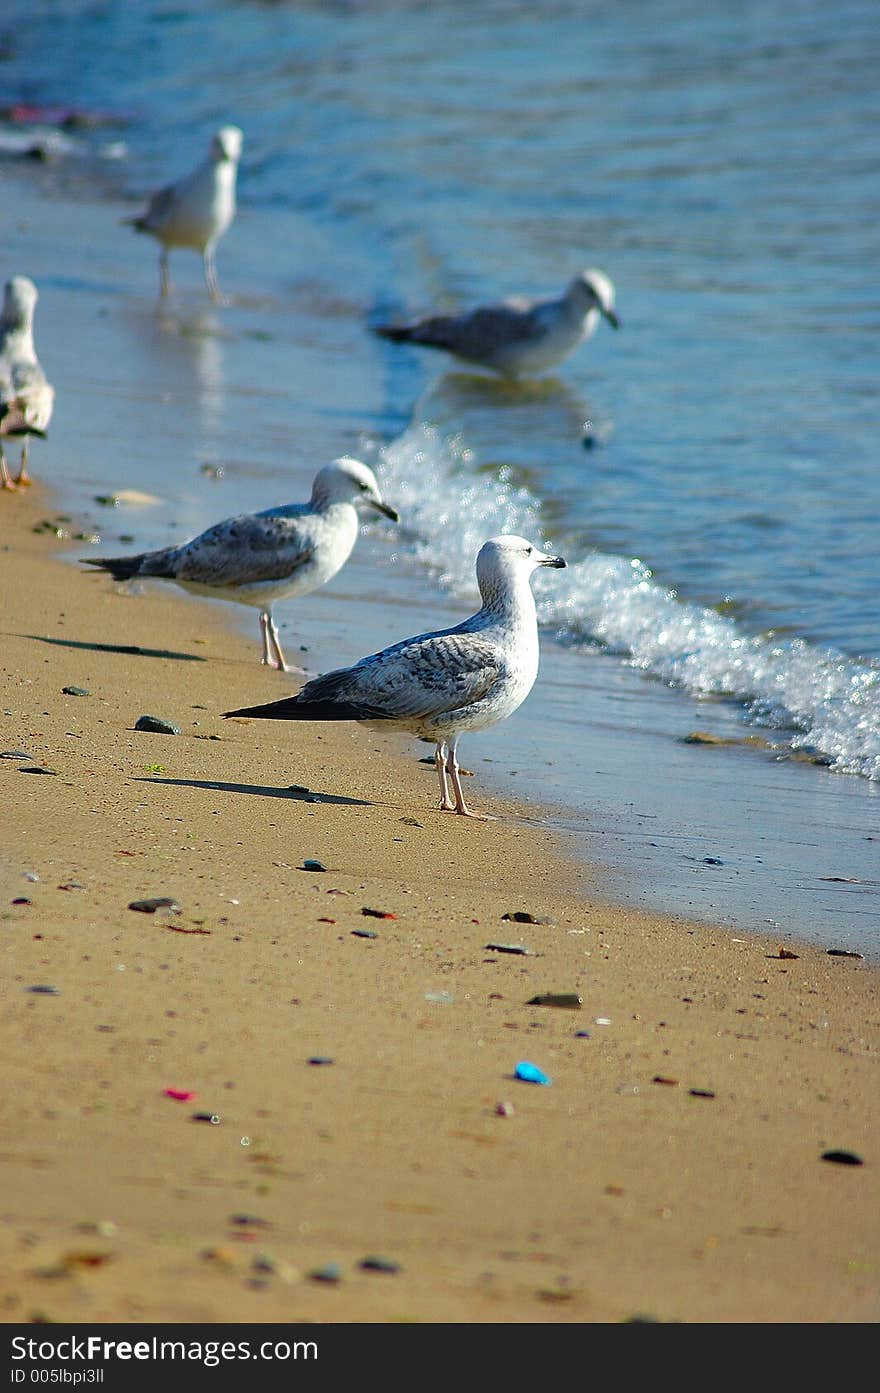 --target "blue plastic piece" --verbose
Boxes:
[515,1060,551,1086]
